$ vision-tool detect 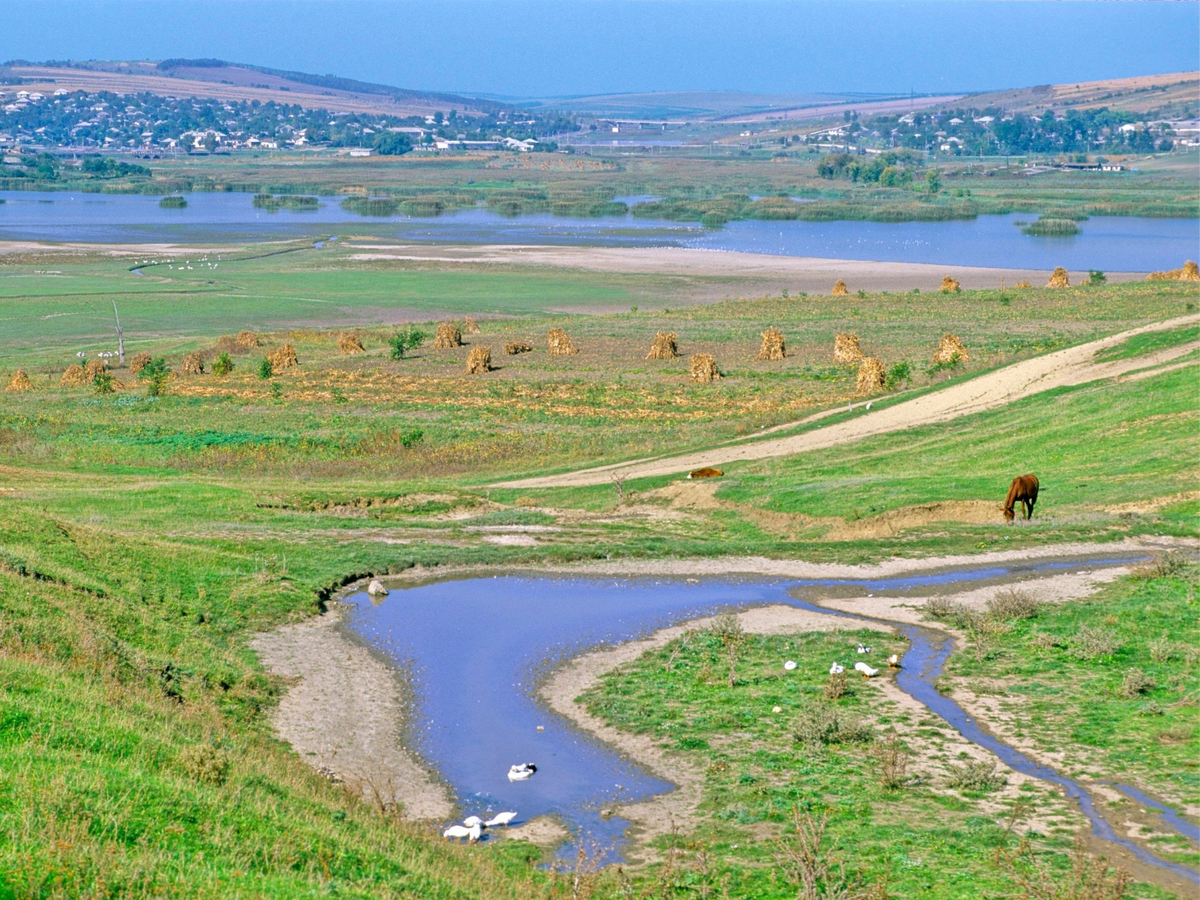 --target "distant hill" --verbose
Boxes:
[1,59,506,118]
[957,71,1199,117]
